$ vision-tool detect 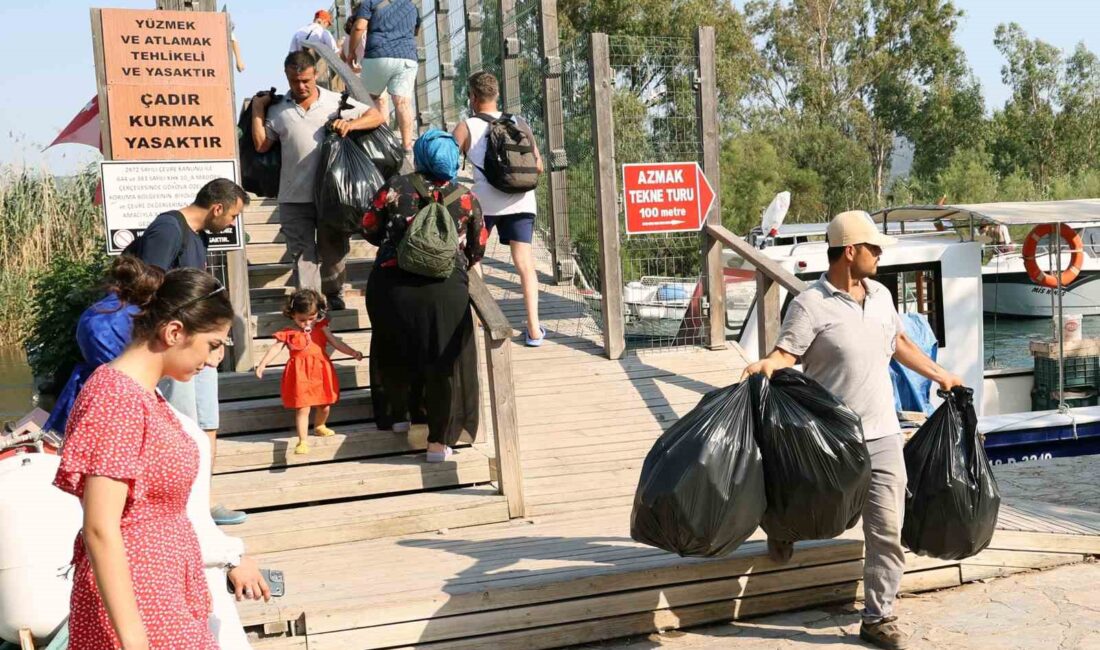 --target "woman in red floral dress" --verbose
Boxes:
[55,265,234,649]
